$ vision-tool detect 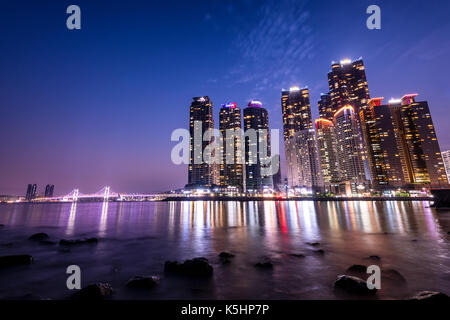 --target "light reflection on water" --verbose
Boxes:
[0,200,449,299]
[0,201,446,237]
